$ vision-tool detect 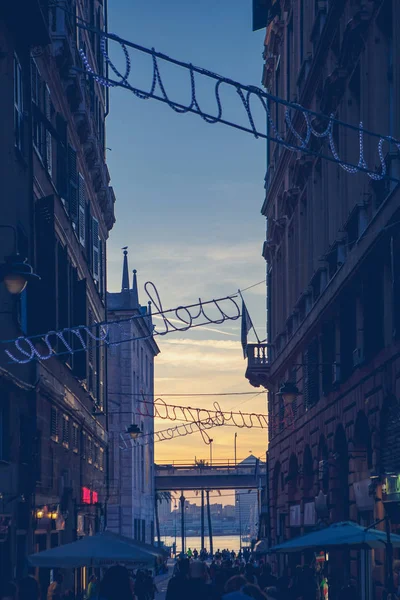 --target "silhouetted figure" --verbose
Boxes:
[19,576,40,600]
[99,566,134,600]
